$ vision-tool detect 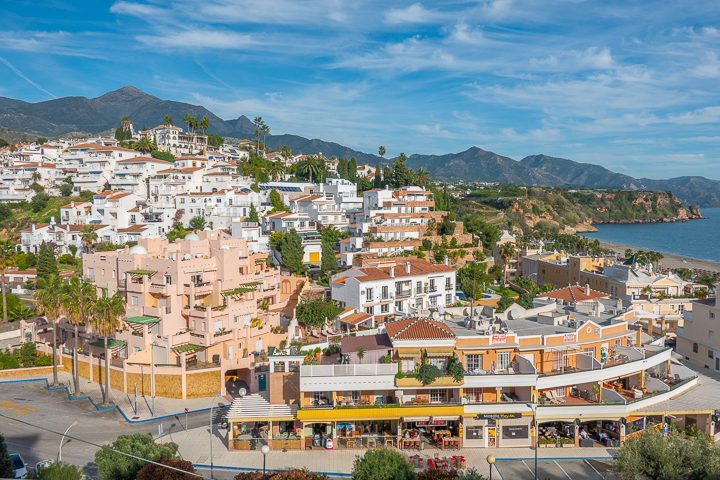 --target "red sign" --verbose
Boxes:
[491,334,507,344]
[416,420,447,426]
